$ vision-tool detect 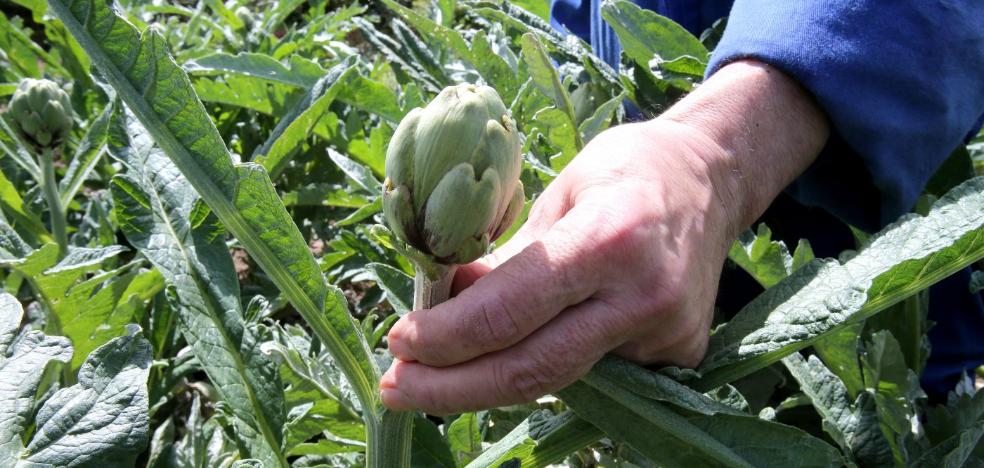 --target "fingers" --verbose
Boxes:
[381,298,628,415]
[387,210,604,367]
